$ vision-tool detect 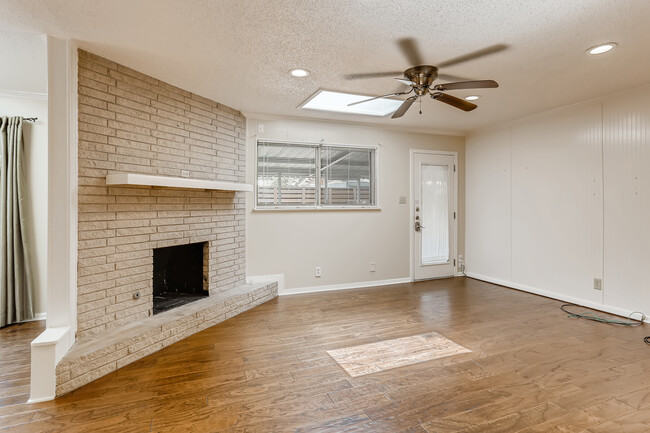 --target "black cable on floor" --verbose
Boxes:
[560,303,645,327]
